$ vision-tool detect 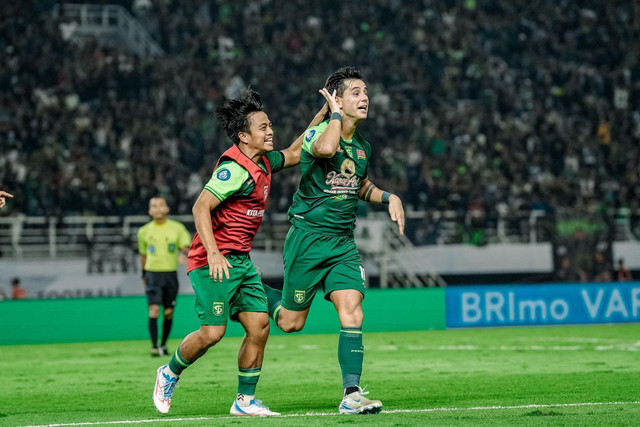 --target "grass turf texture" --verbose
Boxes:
[2,324,639,426]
